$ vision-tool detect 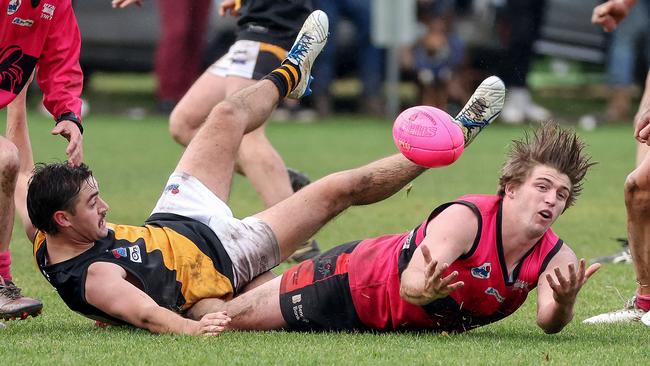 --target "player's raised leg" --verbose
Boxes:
[174,10,329,202]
